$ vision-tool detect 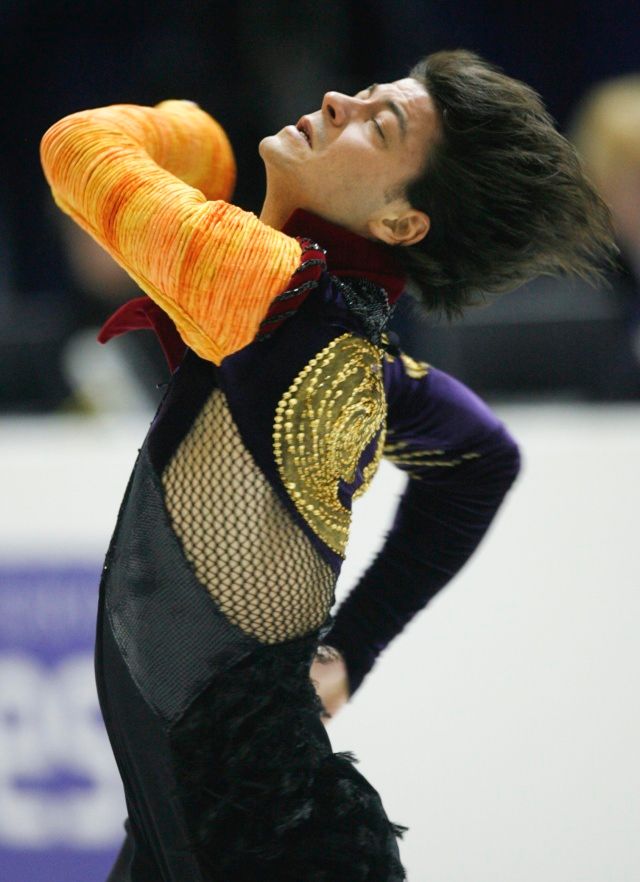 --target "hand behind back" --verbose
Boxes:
[310,645,350,725]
